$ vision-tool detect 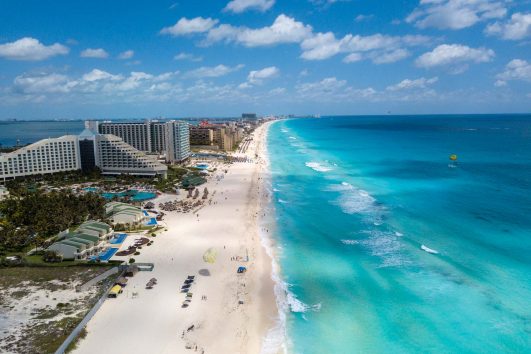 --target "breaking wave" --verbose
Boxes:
[305,161,333,172]
[421,244,439,254]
